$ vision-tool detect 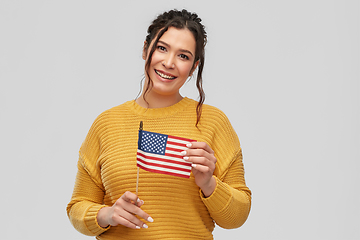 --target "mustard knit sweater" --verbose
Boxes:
[67,97,251,240]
